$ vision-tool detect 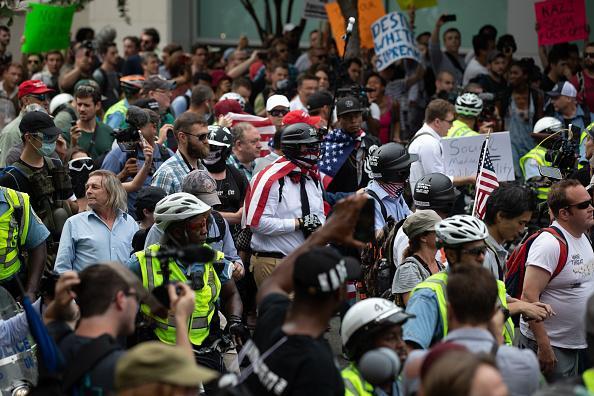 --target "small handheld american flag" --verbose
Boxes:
[473,135,499,219]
